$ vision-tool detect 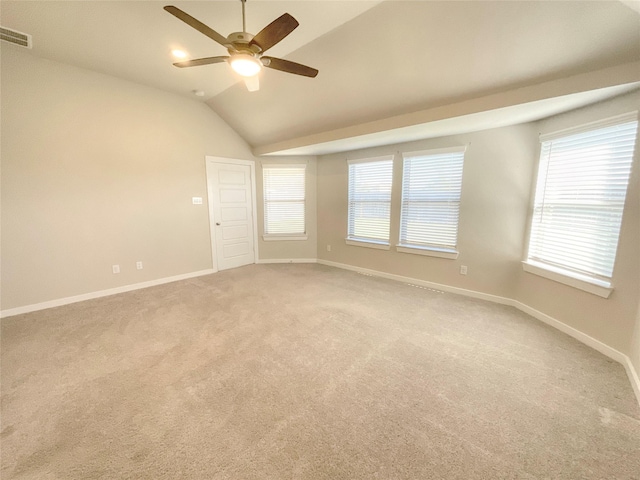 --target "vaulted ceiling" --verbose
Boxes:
[3,1,640,156]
